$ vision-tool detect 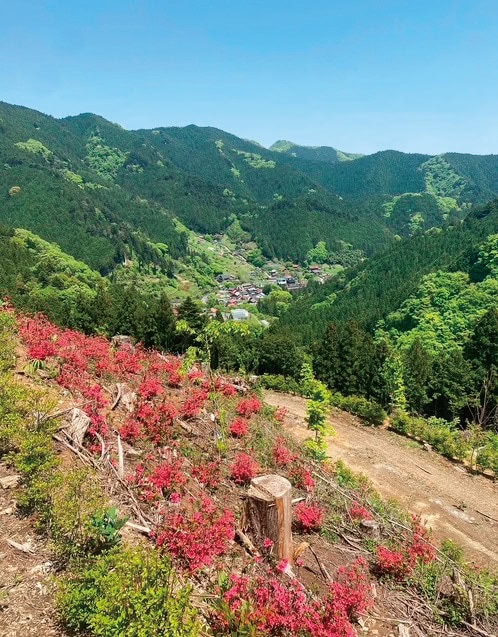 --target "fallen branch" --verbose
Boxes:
[117,434,124,479]
[7,539,35,554]
[125,520,152,535]
[412,462,432,475]
[461,621,495,637]
[307,544,331,582]
[476,509,498,523]
[111,383,123,411]
[105,456,153,528]
[235,526,259,556]
[359,614,412,625]
[53,433,97,469]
